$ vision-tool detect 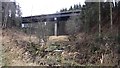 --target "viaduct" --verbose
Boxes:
[22,10,81,36]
